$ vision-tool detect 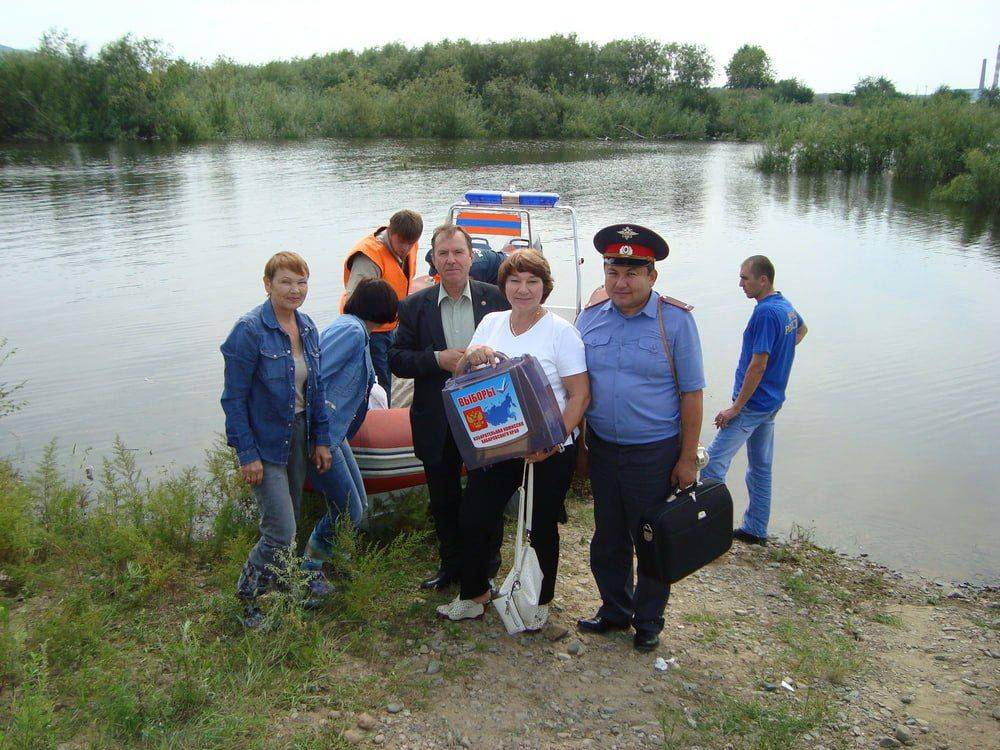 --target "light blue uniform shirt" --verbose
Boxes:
[576,291,705,445]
